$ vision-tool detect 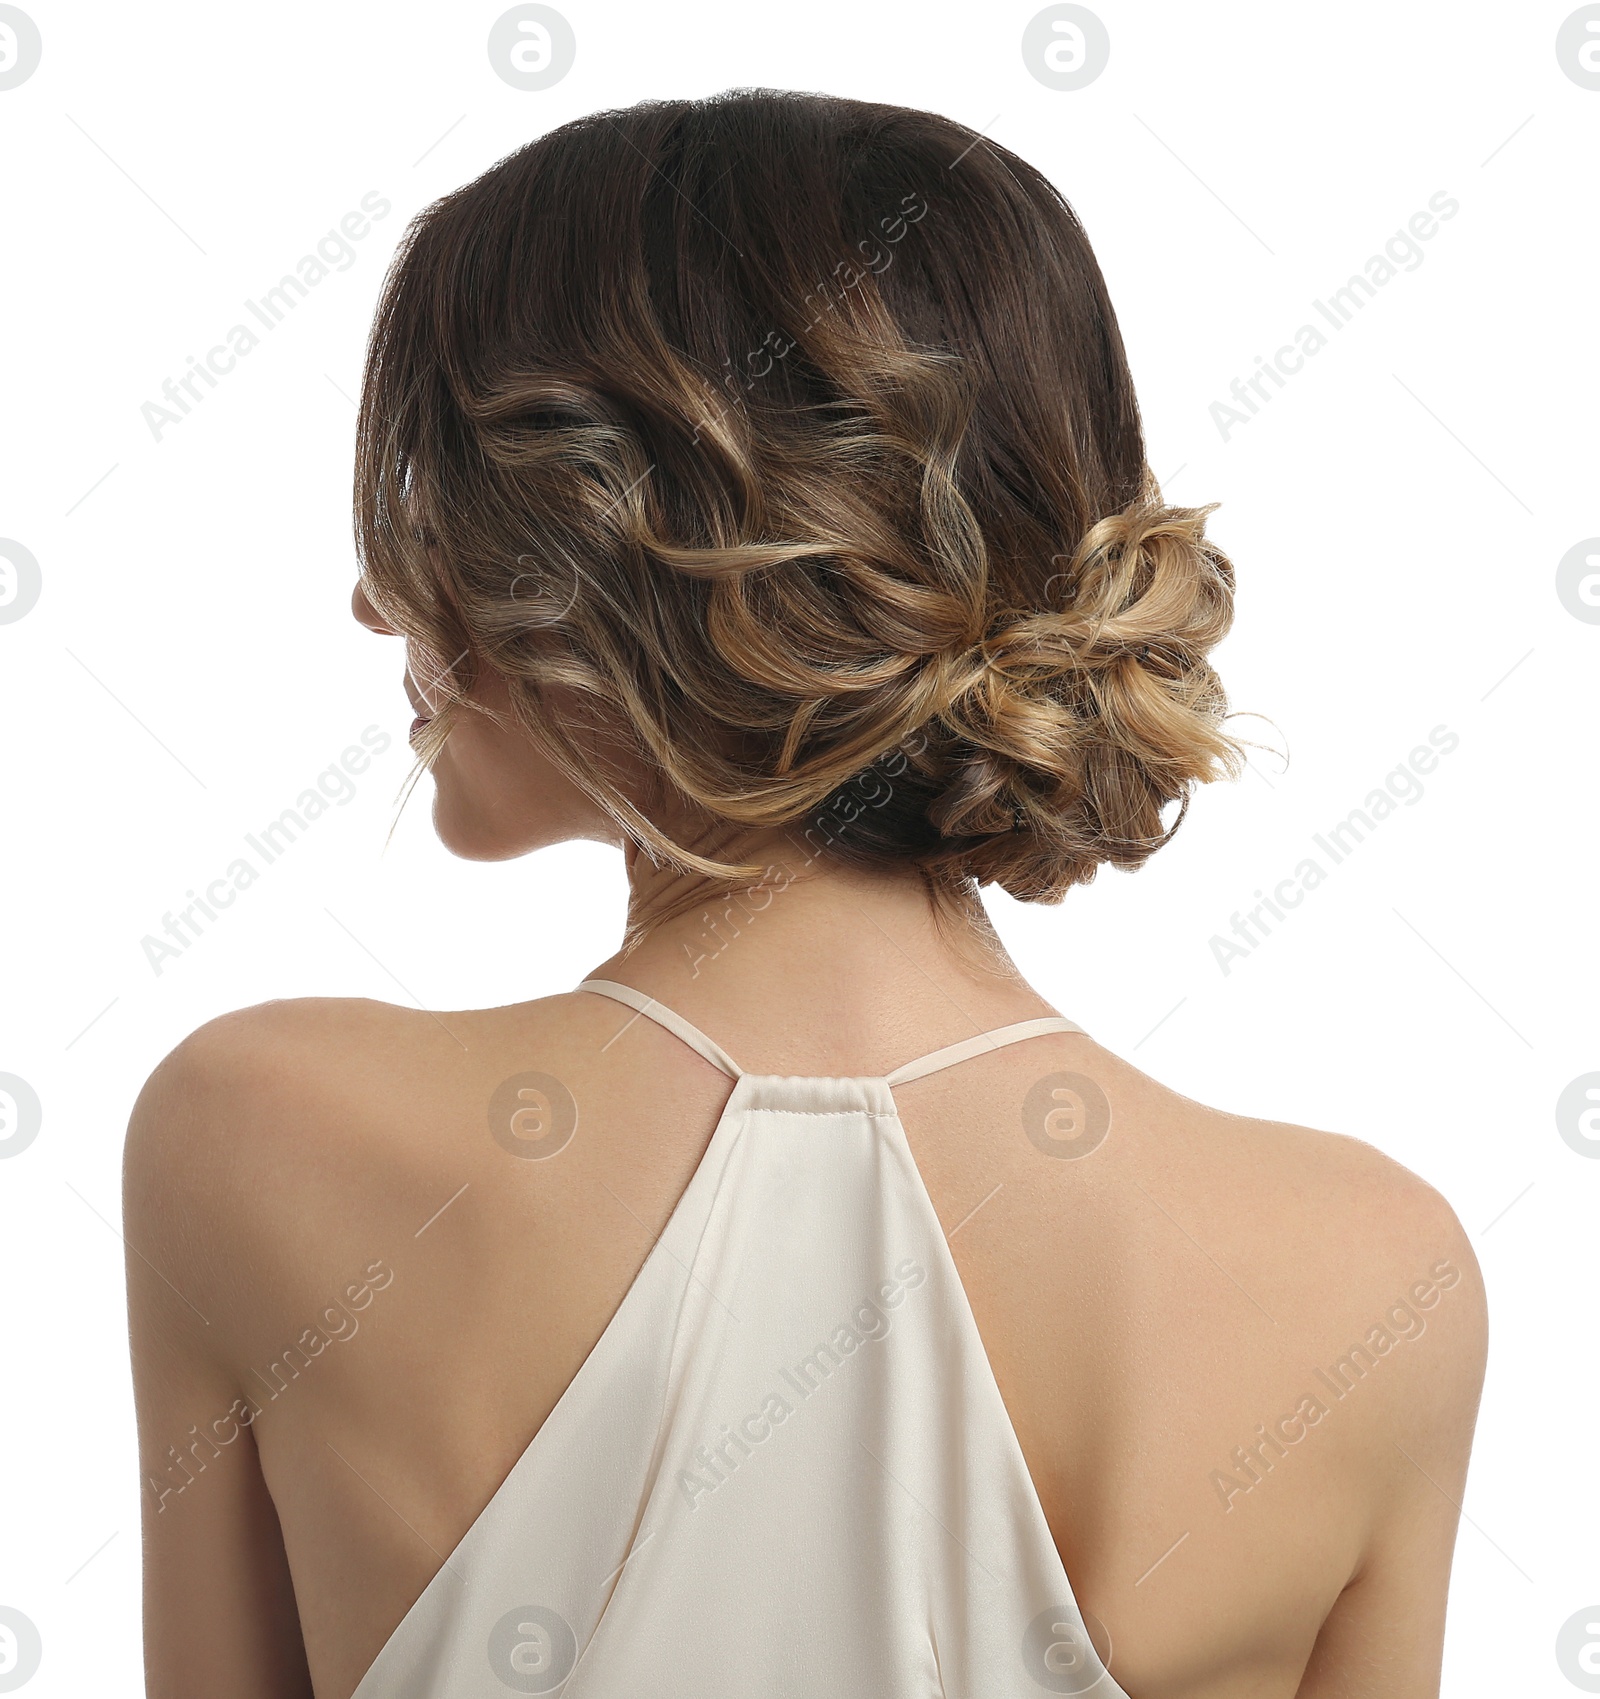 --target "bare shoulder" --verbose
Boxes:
[1090,1039,1488,1424]
[121,991,627,1309]
[122,983,727,1241]
[125,990,607,1158]
[125,996,467,1200]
